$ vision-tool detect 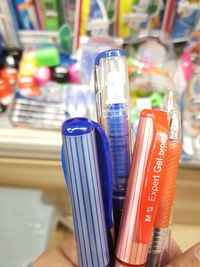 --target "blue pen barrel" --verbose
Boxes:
[95,49,134,240]
[62,119,111,267]
[107,104,130,191]
[106,103,131,238]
